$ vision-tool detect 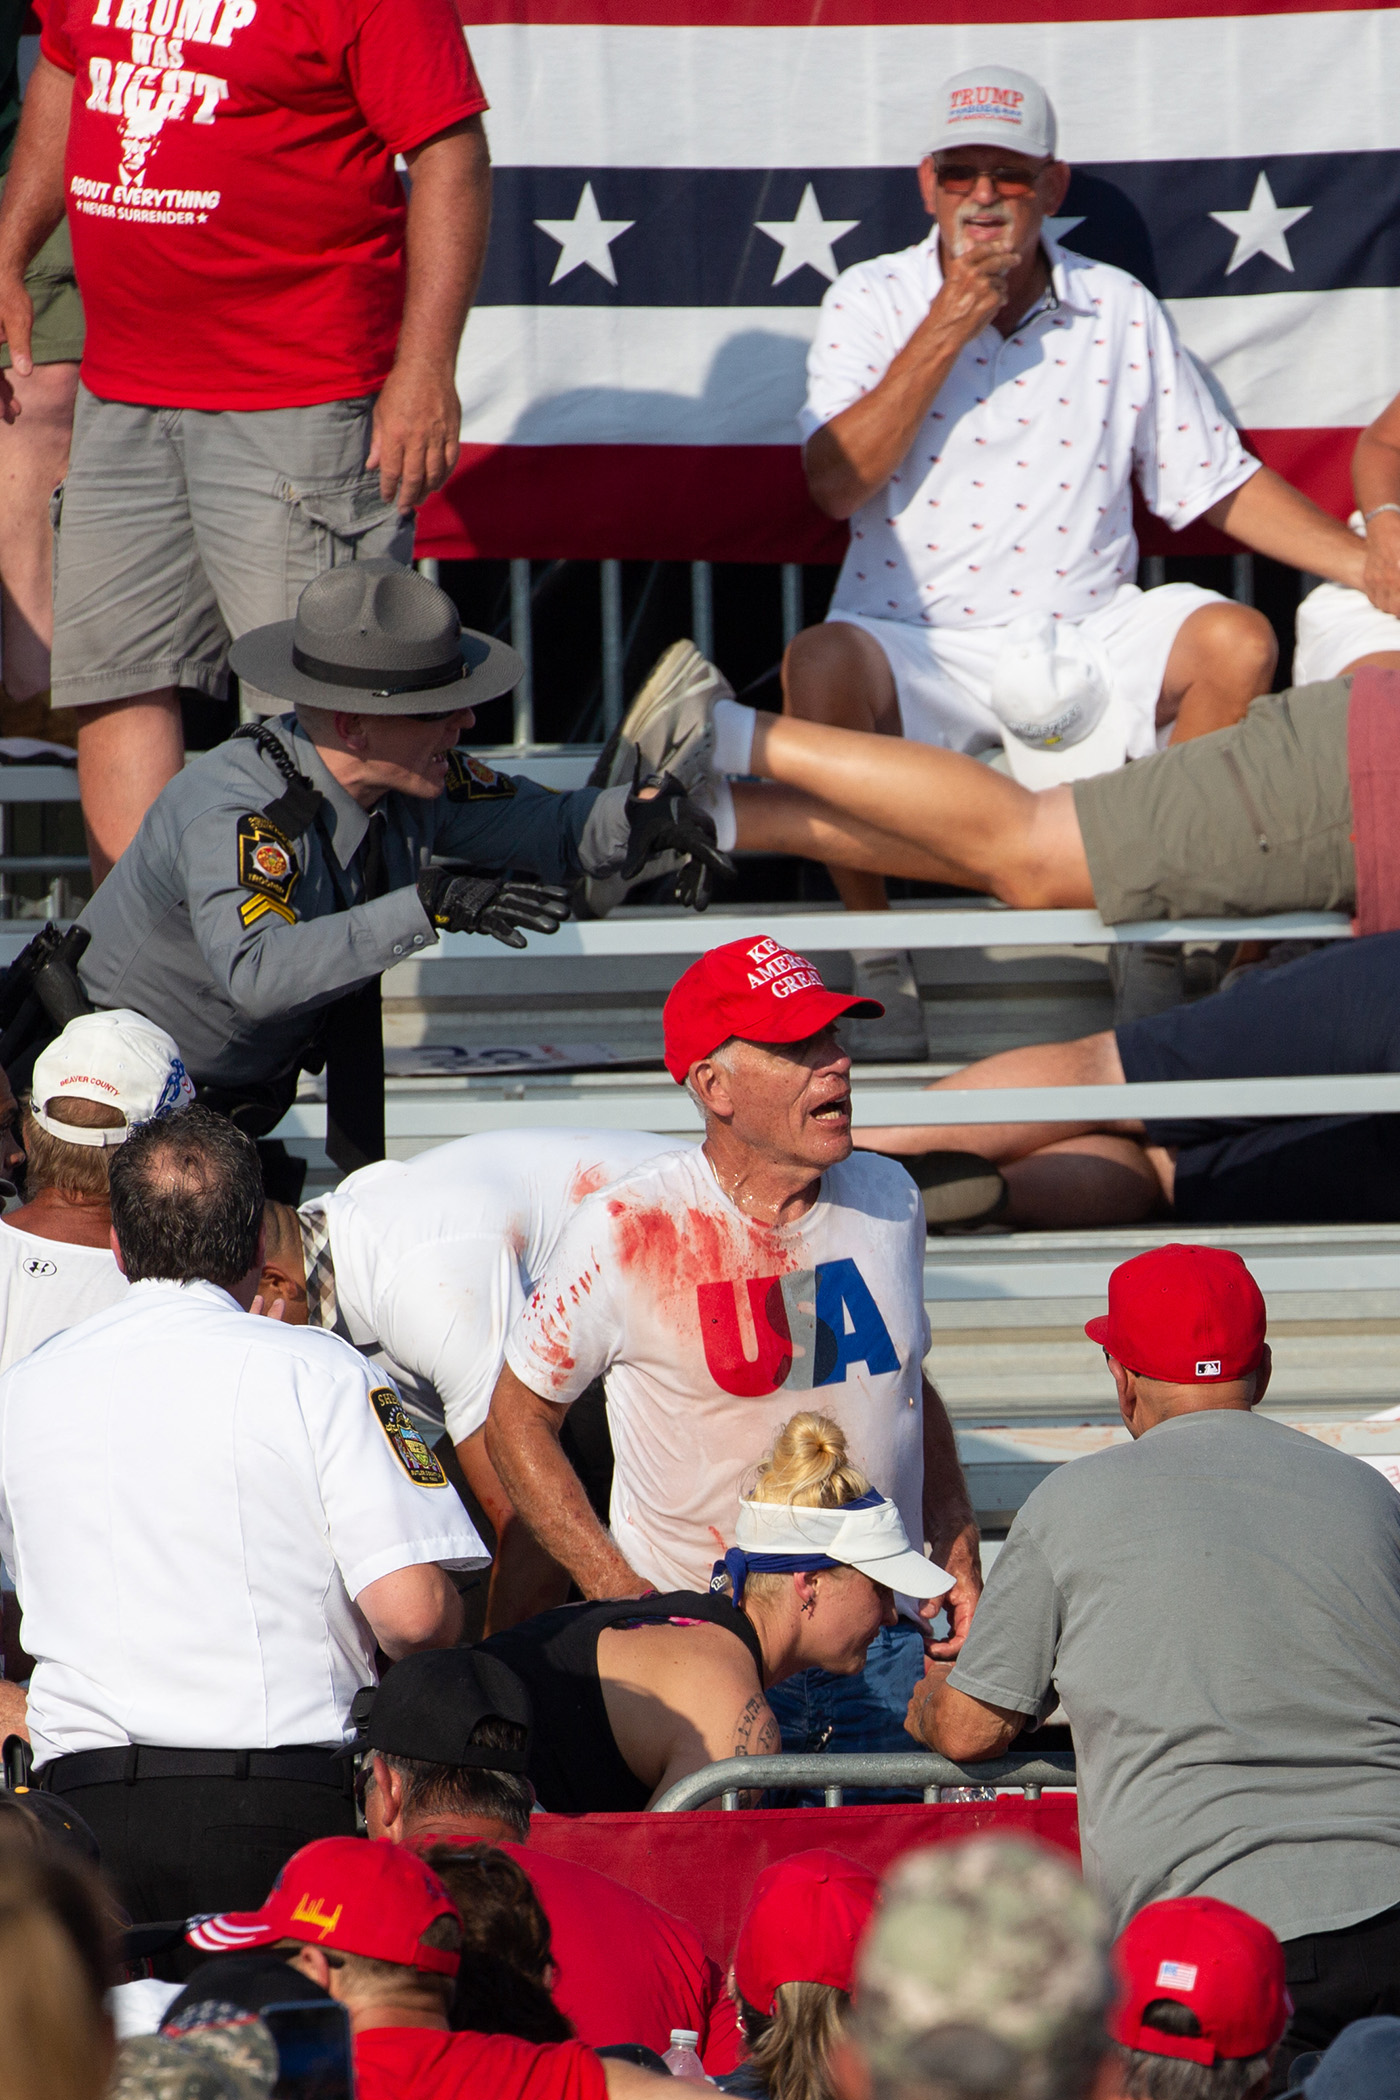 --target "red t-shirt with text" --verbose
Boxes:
[41,0,487,410]
[354,2026,608,2100]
